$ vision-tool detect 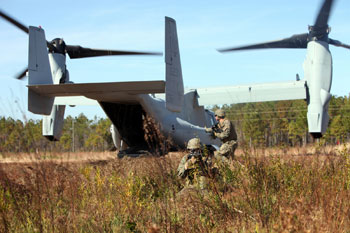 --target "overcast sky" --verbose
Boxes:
[1,0,349,120]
